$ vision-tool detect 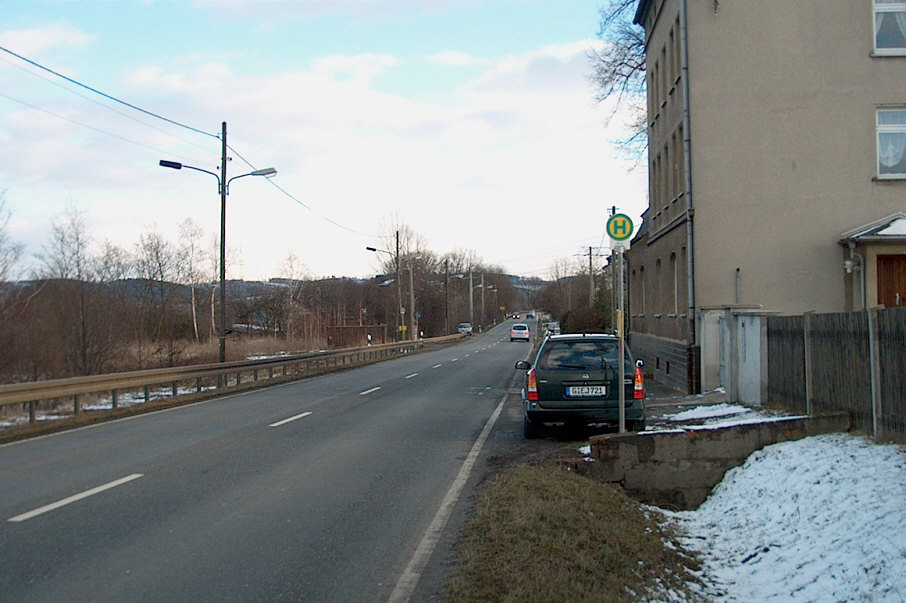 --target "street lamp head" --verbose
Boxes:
[366,247,378,252]
[251,167,277,177]
[159,160,183,170]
